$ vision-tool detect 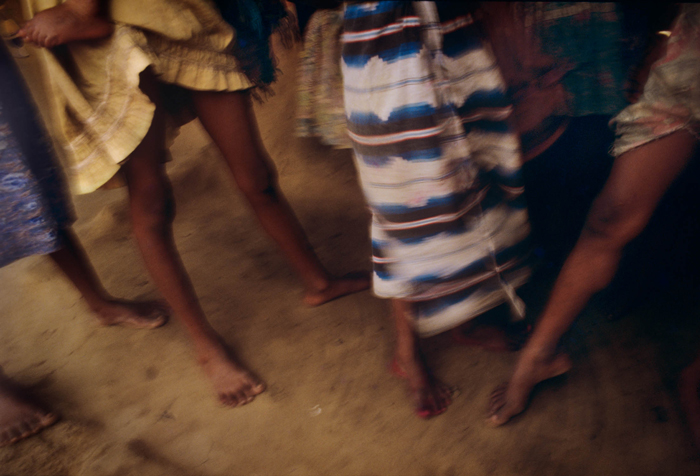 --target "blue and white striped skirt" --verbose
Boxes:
[341,1,532,337]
